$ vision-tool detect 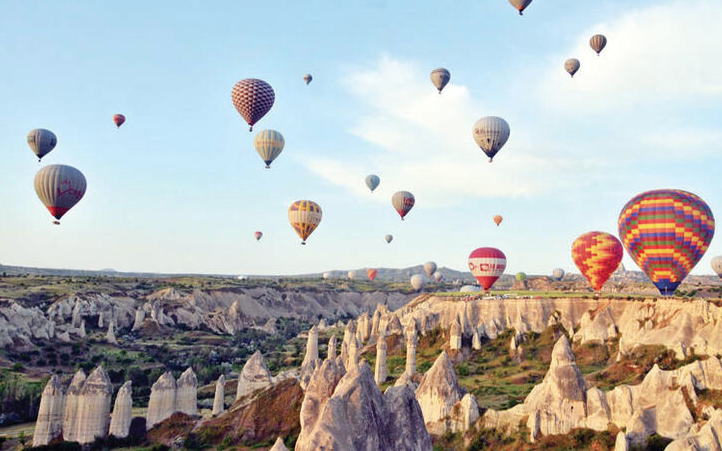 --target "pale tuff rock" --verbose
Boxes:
[269,437,288,451]
[449,317,462,350]
[300,326,321,390]
[132,308,145,331]
[386,314,404,336]
[355,326,364,345]
[394,371,417,389]
[453,394,480,433]
[370,306,382,341]
[666,409,722,451]
[357,311,371,342]
[48,293,136,330]
[572,306,618,345]
[340,320,356,367]
[56,330,71,343]
[71,300,82,328]
[260,317,277,335]
[317,318,328,331]
[77,320,86,338]
[63,370,86,442]
[98,311,104,329]
[236,351,272,400]
[296,360,431,451]
[472,329,482,350]
[406,332,417,376]
[146,372,176,430]
[0,300,55,349]
[212,375,225,416]
[375,335,387,385]
[176,367,198,416]
[33,375,65,446]
[74,366,113,444]
[109,381,132,438]
[347,335,360,371]
[327,334,337,360]
[106,320,117,344]
[614,431,629,451]
[585,387,611,431]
